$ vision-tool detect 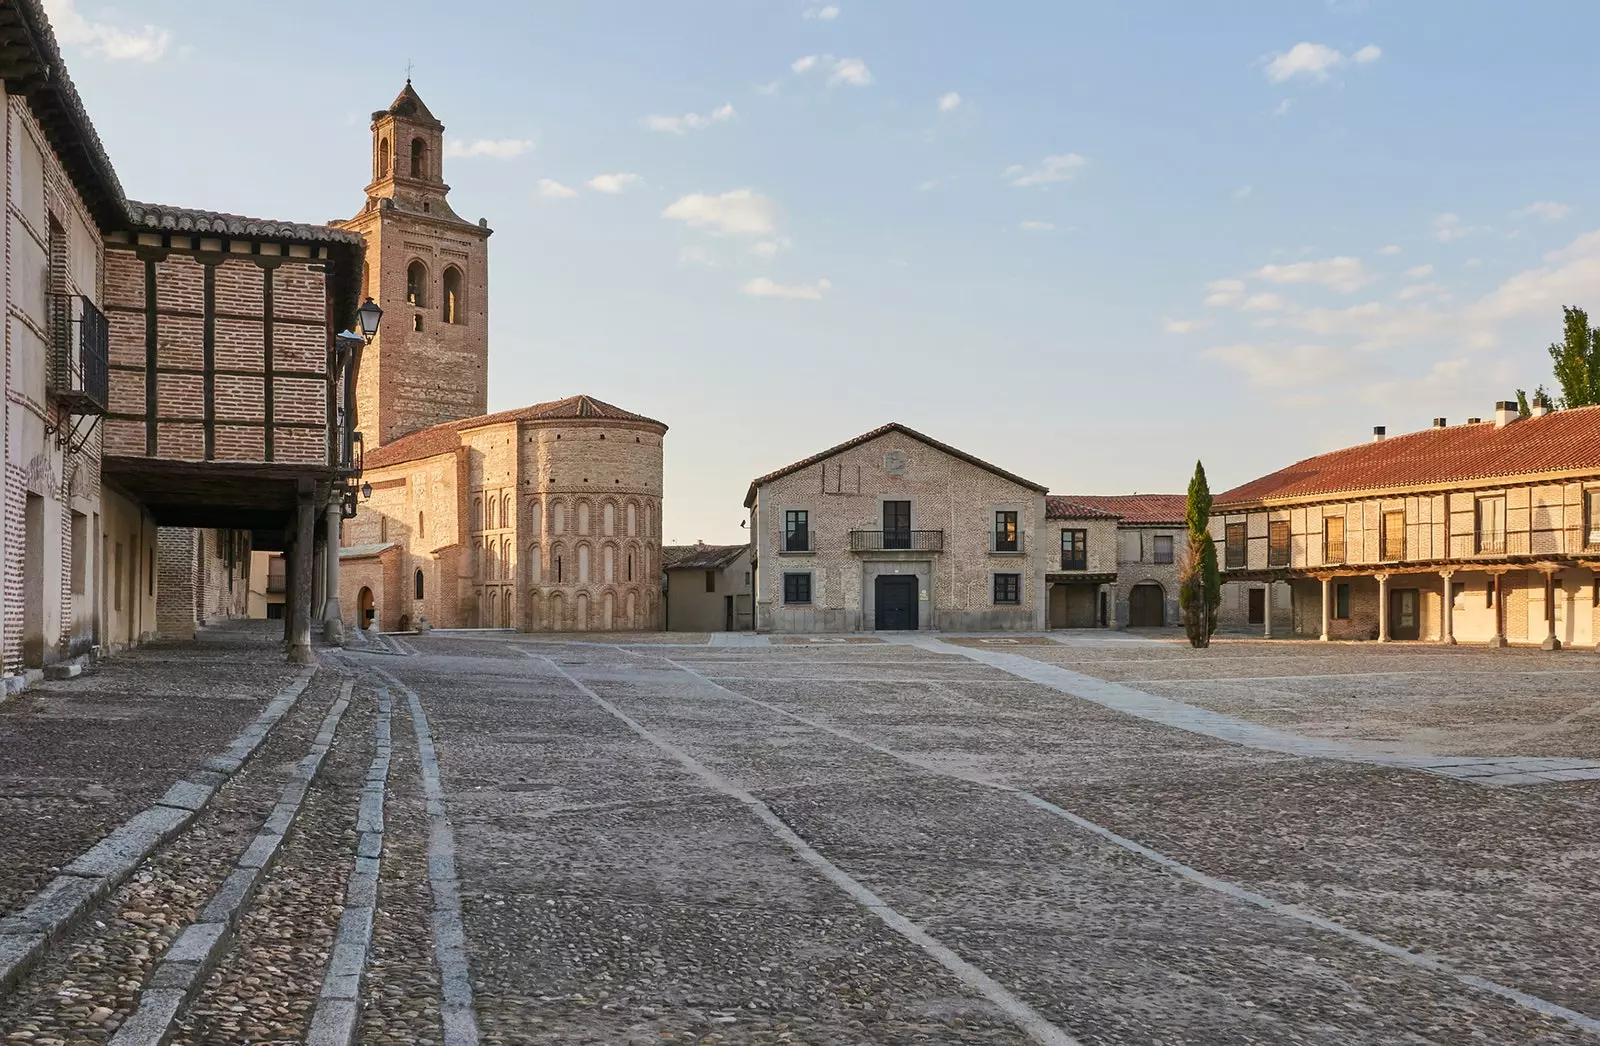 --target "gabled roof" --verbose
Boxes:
[364,394,666,470]
[1050,493,1187,525]
[744,422,1048,508]
[663,544,750,572]
[1216,406,1600,507]
[126,201,364,246]
[376,79,442,127]
[1045,497,1123,521]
